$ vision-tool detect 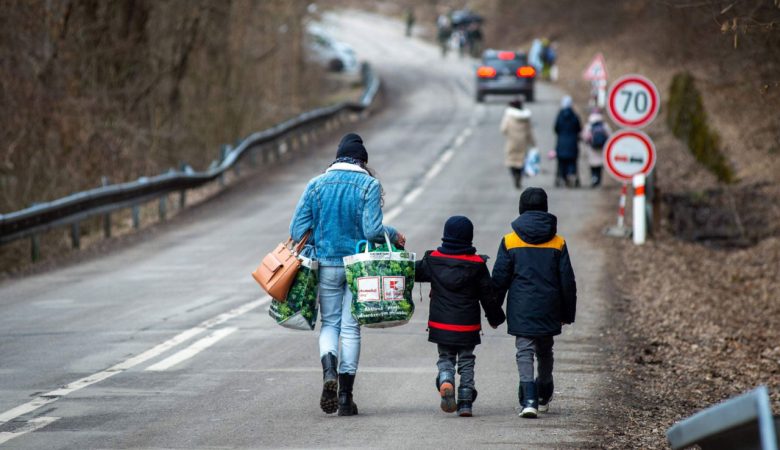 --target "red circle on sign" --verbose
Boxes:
[608,75,660,129]
[604,129,656,182]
